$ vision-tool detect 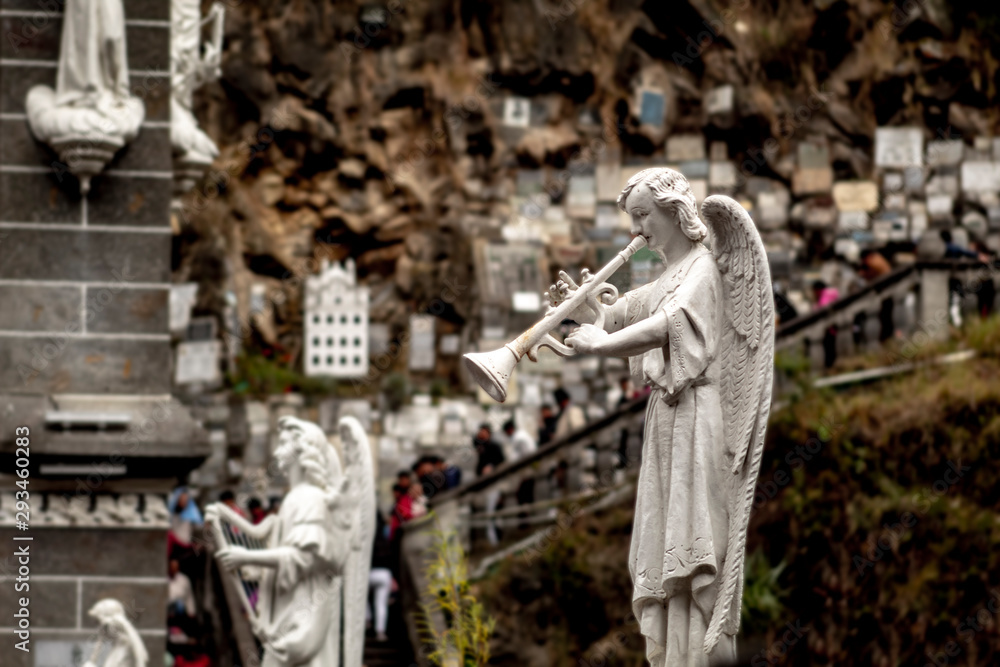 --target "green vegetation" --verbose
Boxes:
[418,530,496,667]
[228,350,340,398]
[476,316,1000,665]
